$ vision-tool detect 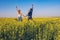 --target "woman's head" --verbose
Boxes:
[18,10,21,14]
